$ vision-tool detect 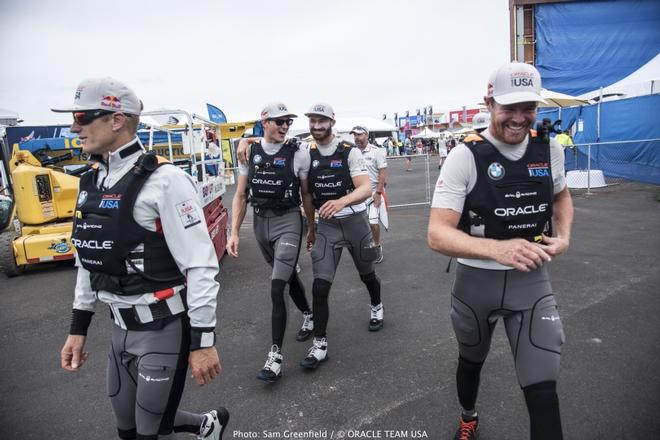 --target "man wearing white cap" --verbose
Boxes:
[350,125,388,263]
[56,78,229,439]
[428,62,573,440]
[227,102,314,383]
[300,103,385,369]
